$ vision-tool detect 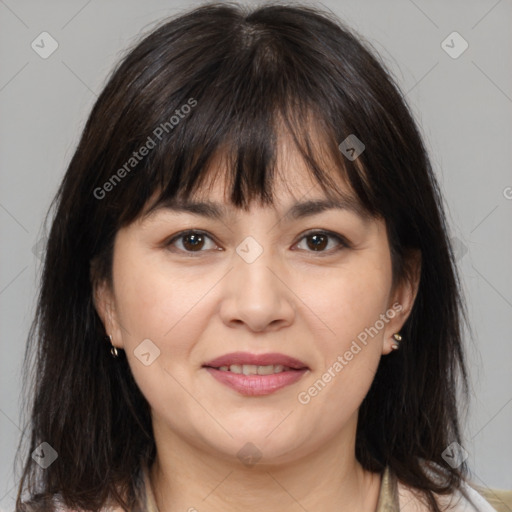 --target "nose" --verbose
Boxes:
[219,243,296,333]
